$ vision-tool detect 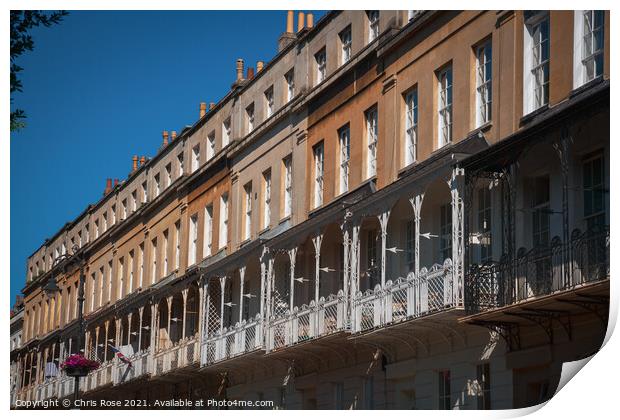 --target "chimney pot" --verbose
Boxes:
[307,13,314,29]
[199,102,207,118]
[104,178,113,195]
[114,178,119,187]
[209,102,215,110]
[247,67,255,80]
[132,155,138,172]
[236,58,244,82]
[140,156,146,166]
[171,131,177,140]
[257,61,264,72]
[297,12,305,32]
[162,130,169,147]
[286,10,294,33]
